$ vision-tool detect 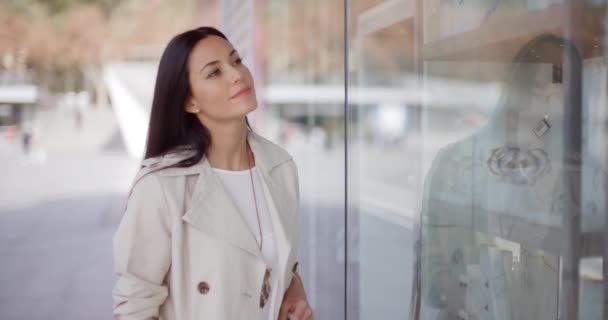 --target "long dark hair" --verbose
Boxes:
[144,26,252,168]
